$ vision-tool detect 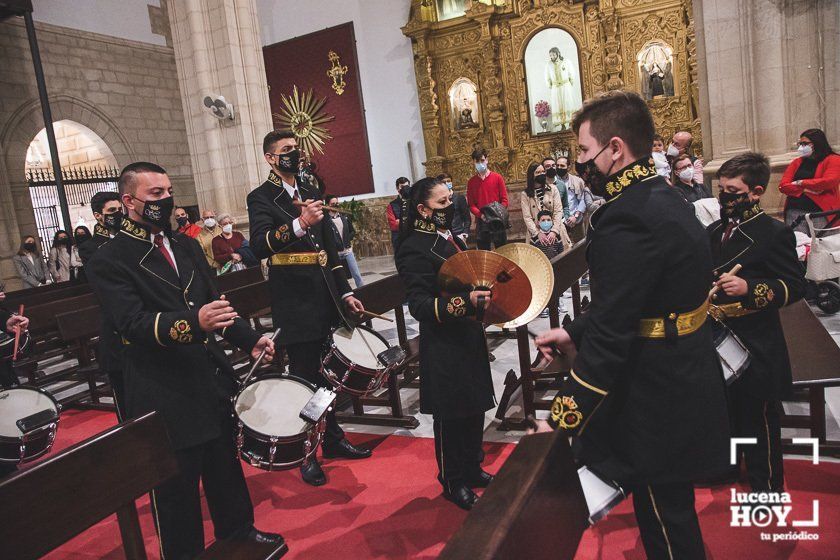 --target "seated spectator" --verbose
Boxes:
[325,195,364,287]
[521,162,570,251]
[672,154,712,203]
[13,235,48,289]
[669,130,704,183]
[174,206,202,238]
[437,173,471,242]
[212,213,249,272]
[48,230,72,283]
[71,225,91,282]
[779,128,840,235]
